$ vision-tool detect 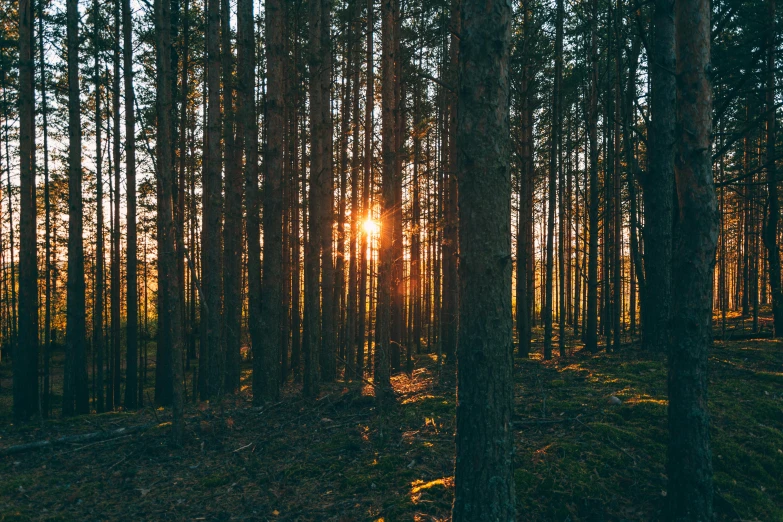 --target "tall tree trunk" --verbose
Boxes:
[64,0,89,416]
[667,0,716,517]
[123,0,139,410]
[358,0,374,378]
[585,0,599,353]
[256,0,284,402]
[39,1,53,417]
[544,0,562,360]
[376,0,396,403]
[15,0,38,420]
[155,0,185,444]
[238,0,262,403]
[763,0,781,335]
[452,0,515,518]
[202,0,223,398]
[111,0,122,408]
[304,0,323,397]
[222,0,242,394]
[93,16,105,412]
[442,0,460,366]
[346,0,361,380]
[516,0,532,357]
[642,0,675,352]
[319,0,336,383]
